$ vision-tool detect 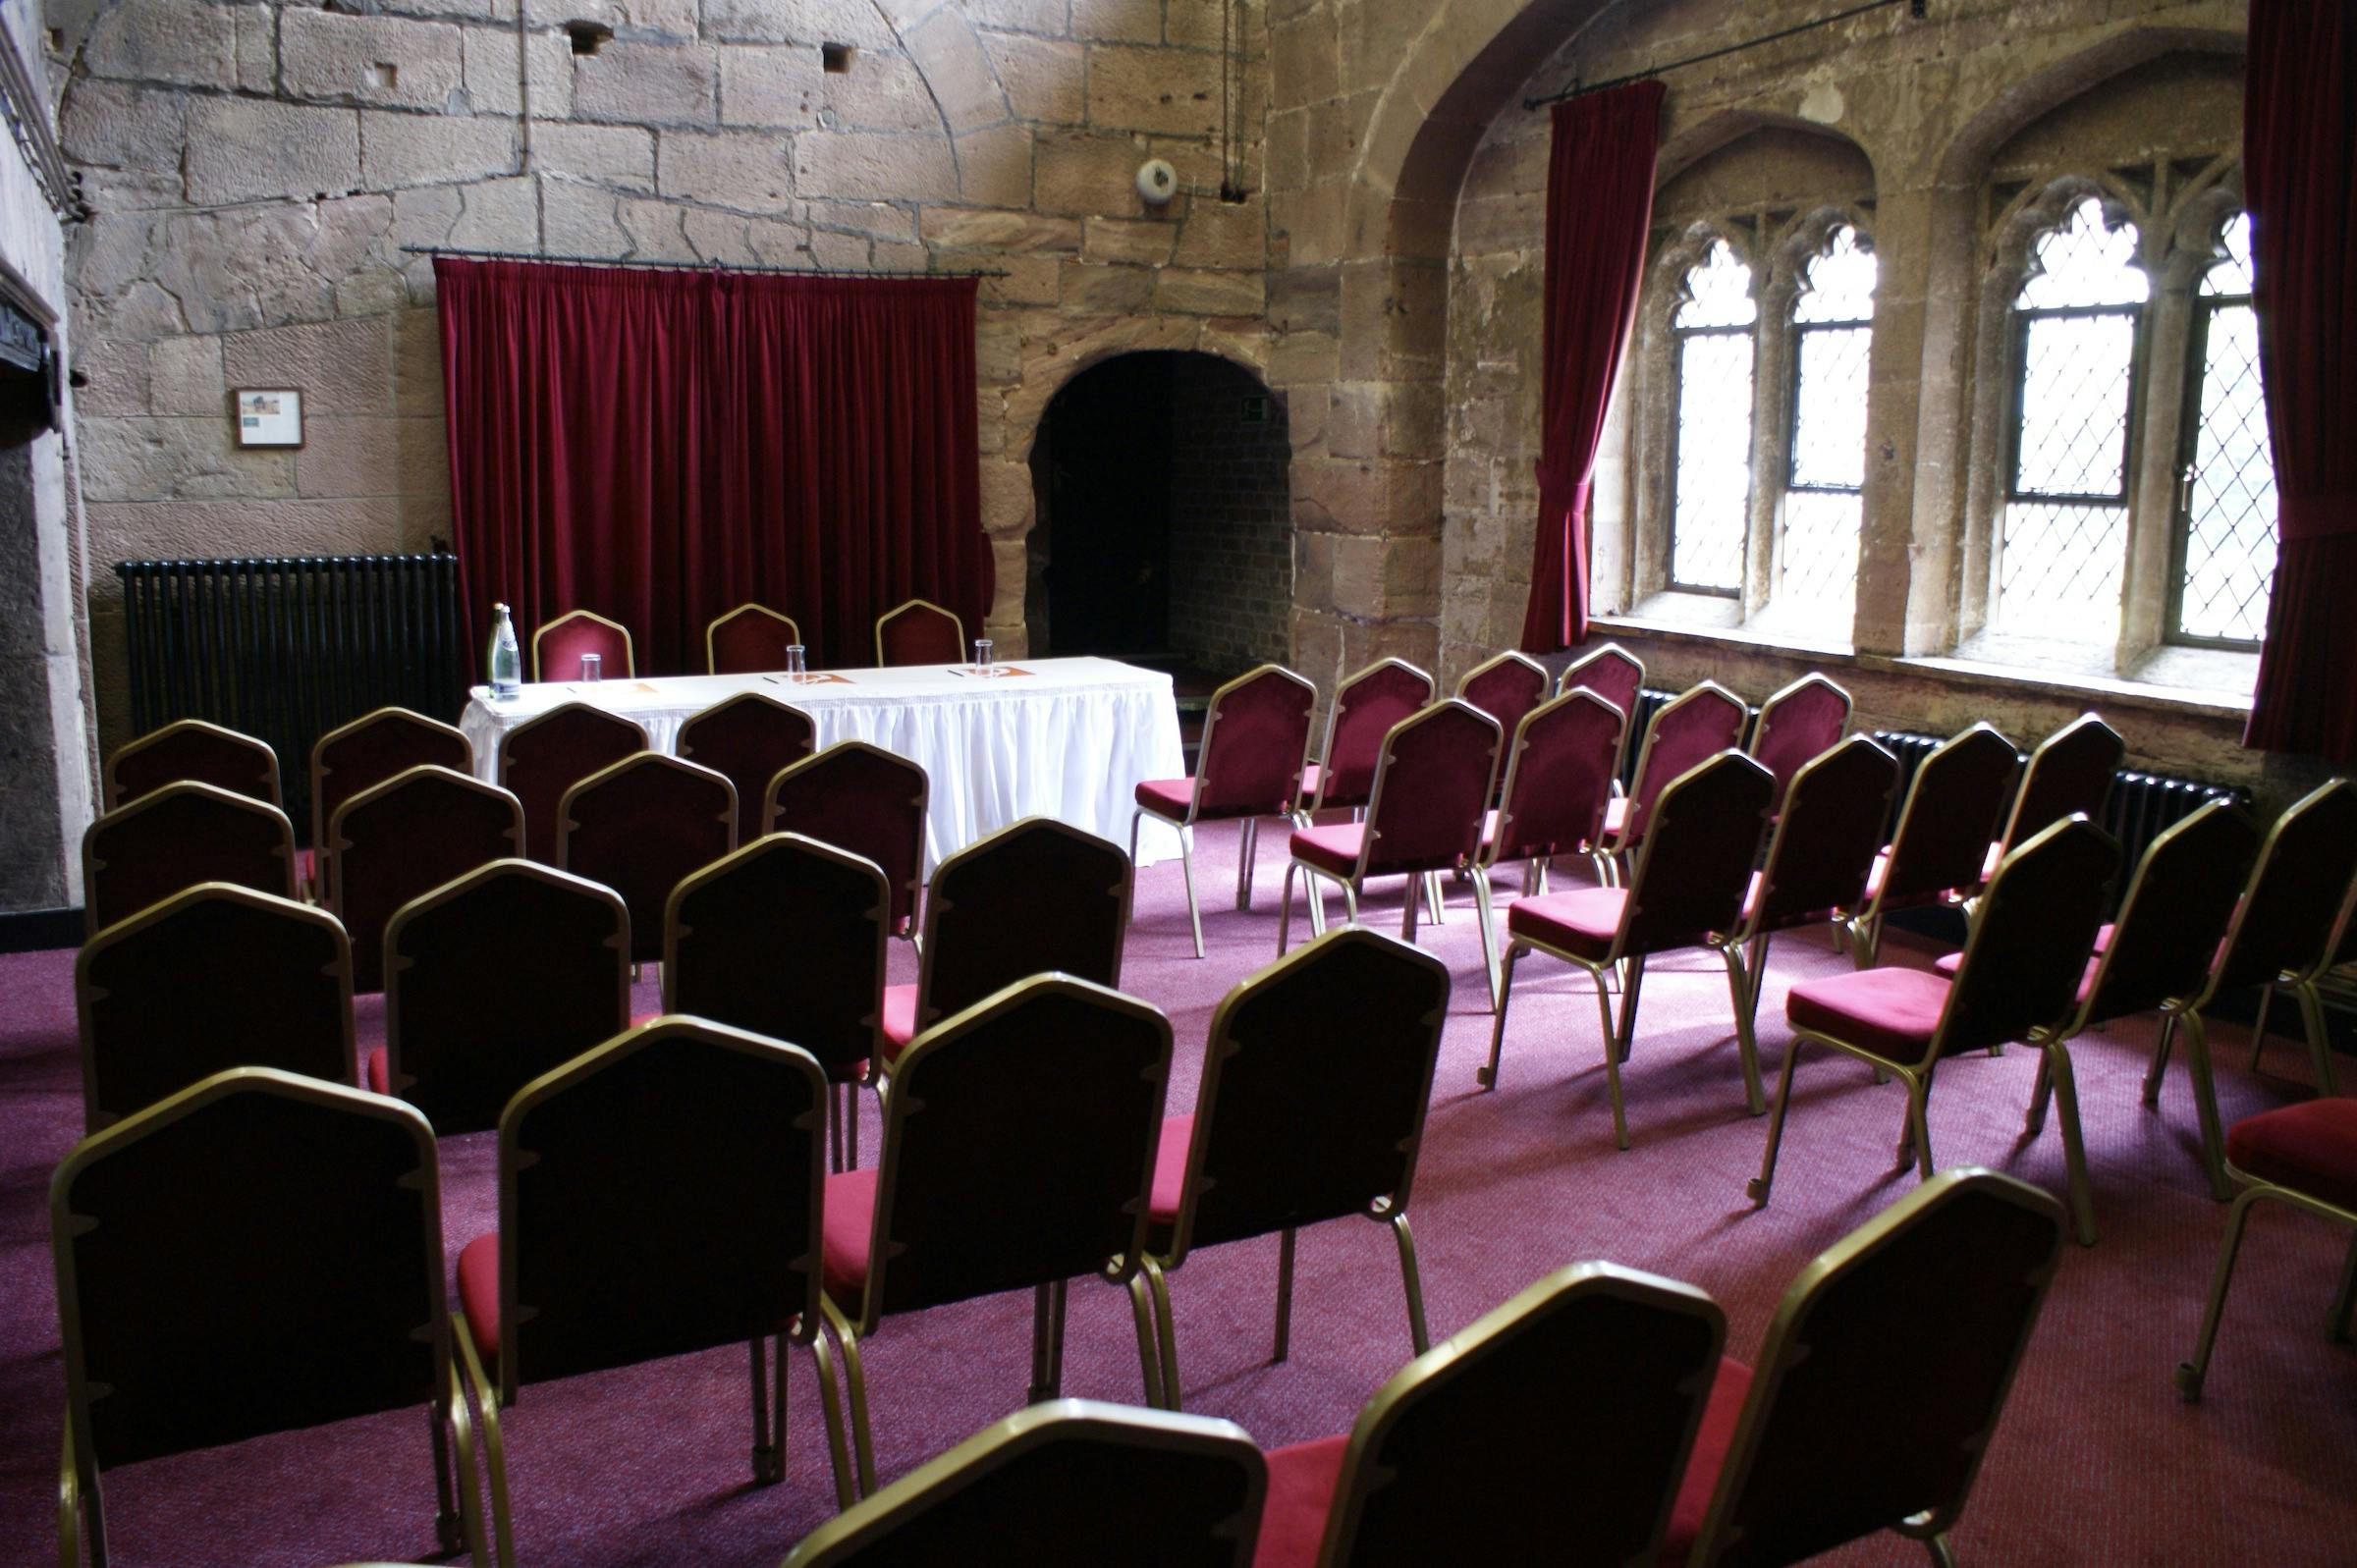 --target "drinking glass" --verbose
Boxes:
[785,644,807,682]
[579,652,602,682]
[973,638,995,676]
